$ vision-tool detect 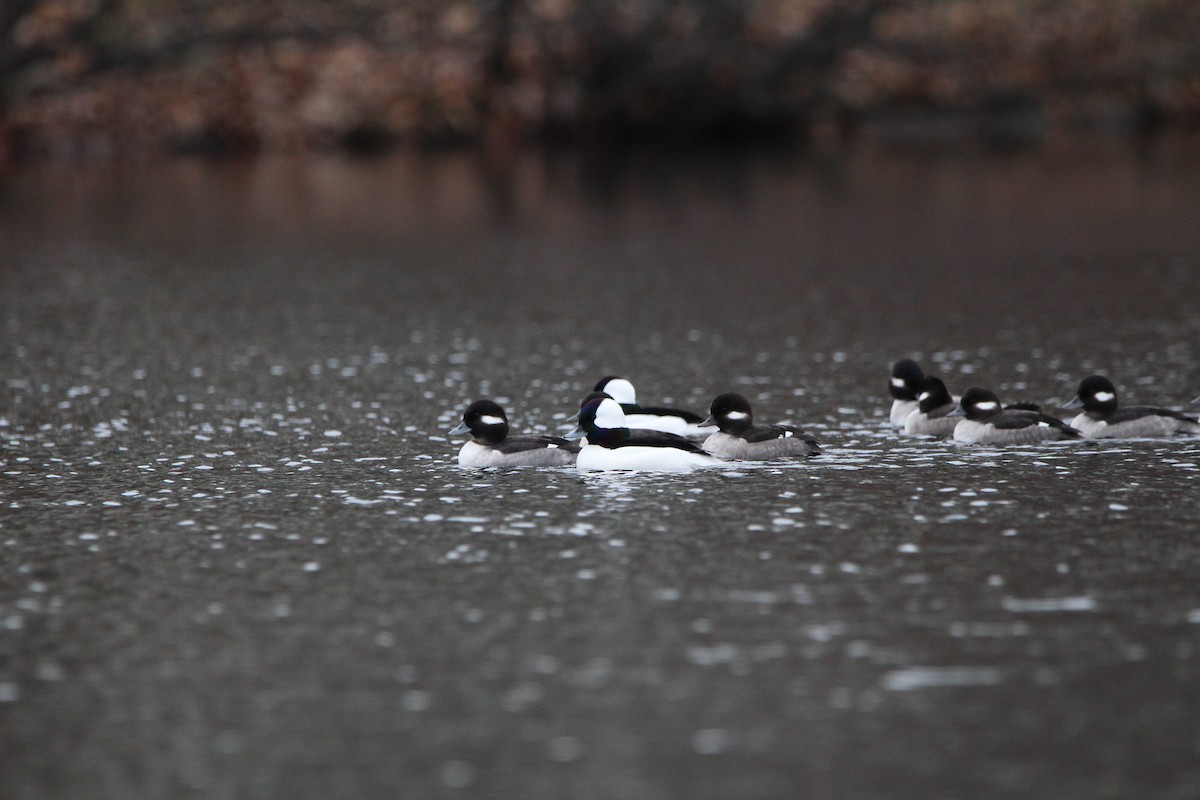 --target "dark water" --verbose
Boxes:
[3,140,1200,800]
